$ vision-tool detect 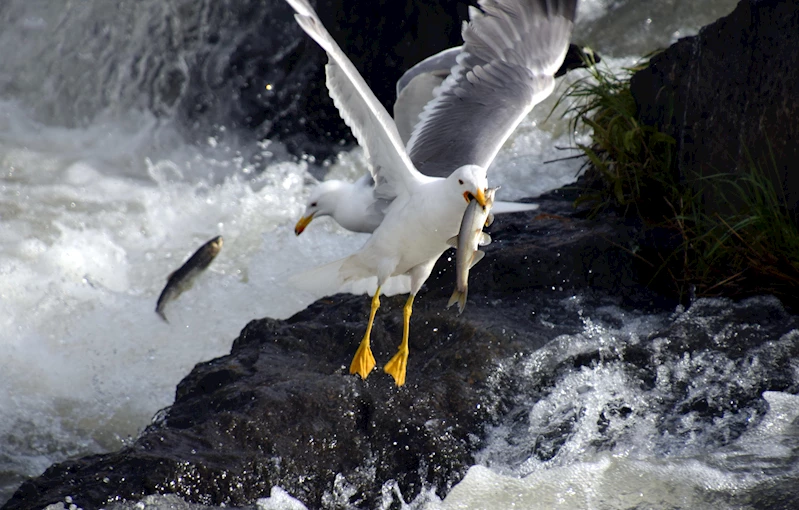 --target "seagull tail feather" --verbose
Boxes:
[492,201,540,215]
[289,255,352,296]
[291,255,413,297]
